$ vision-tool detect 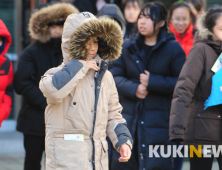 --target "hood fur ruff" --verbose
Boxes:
[29,3,79,43]
[197,13,218,41]
[68,14,123,61]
